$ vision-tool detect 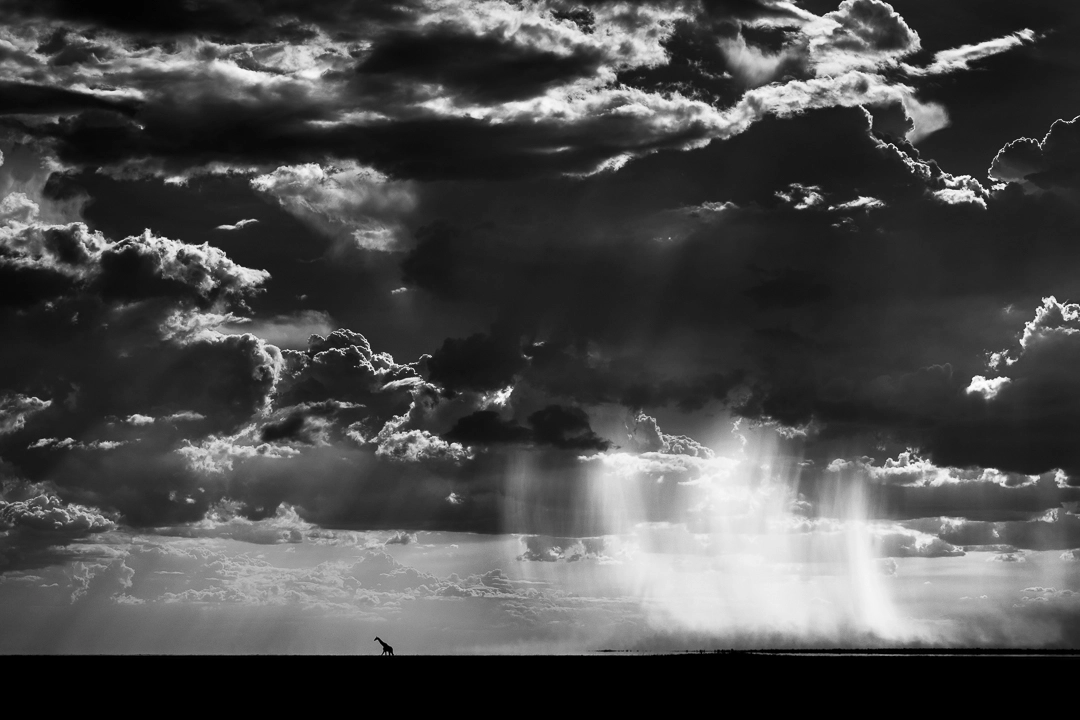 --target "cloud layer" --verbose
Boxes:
[3,4,1080,655]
